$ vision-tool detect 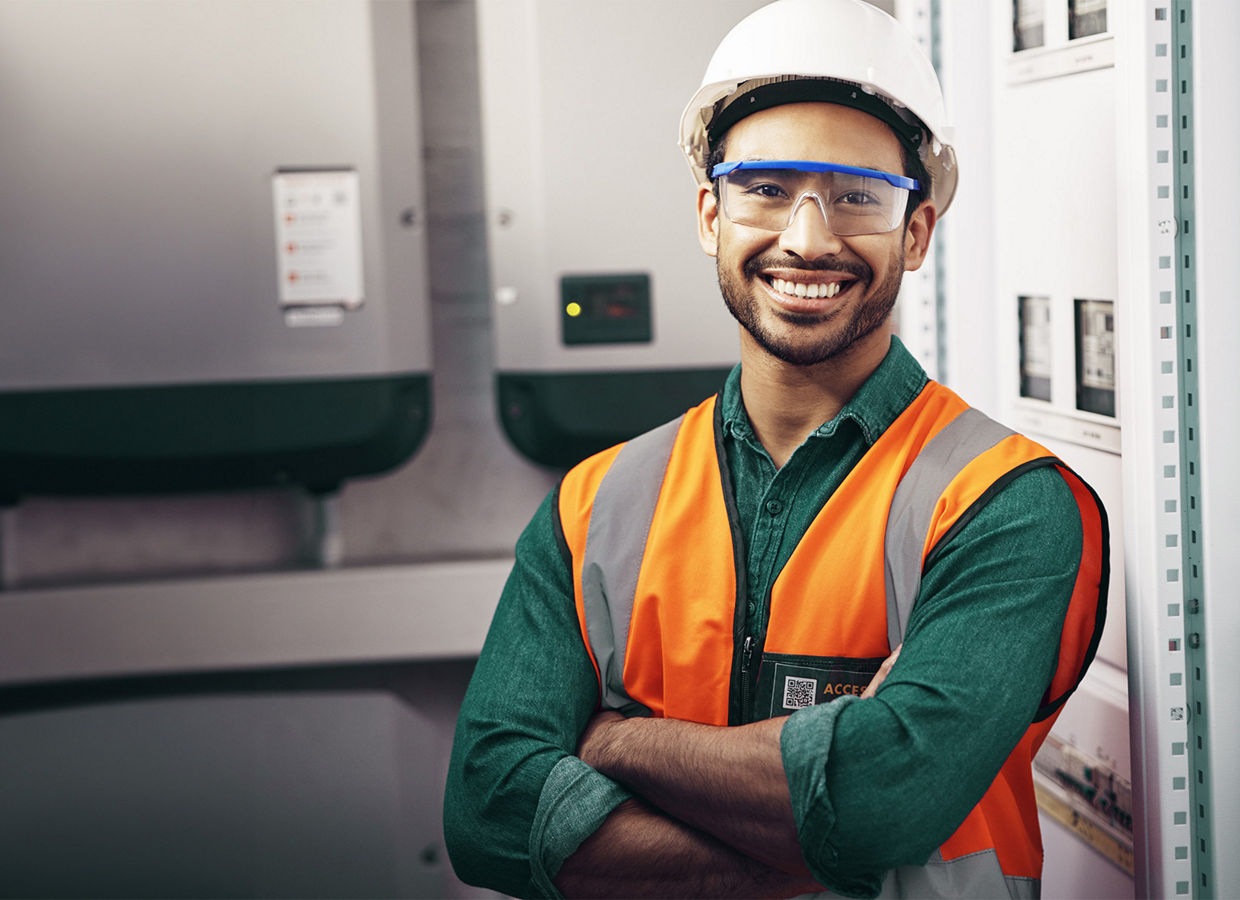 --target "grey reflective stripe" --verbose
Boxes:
[1006,875,1042,899]
[580,415,683,712]
[886,848,1039,898]
[799,849,1039,898]
[883,408,1015,650]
